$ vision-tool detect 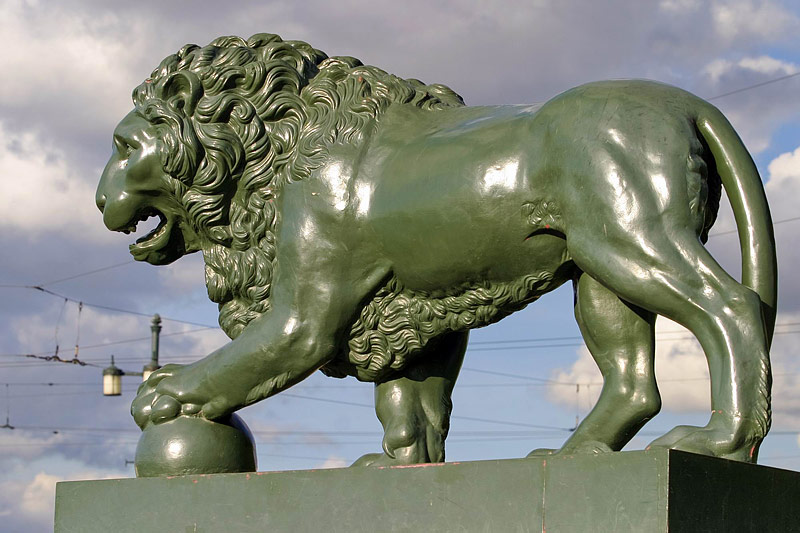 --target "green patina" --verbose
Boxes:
[96,33,776,475]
